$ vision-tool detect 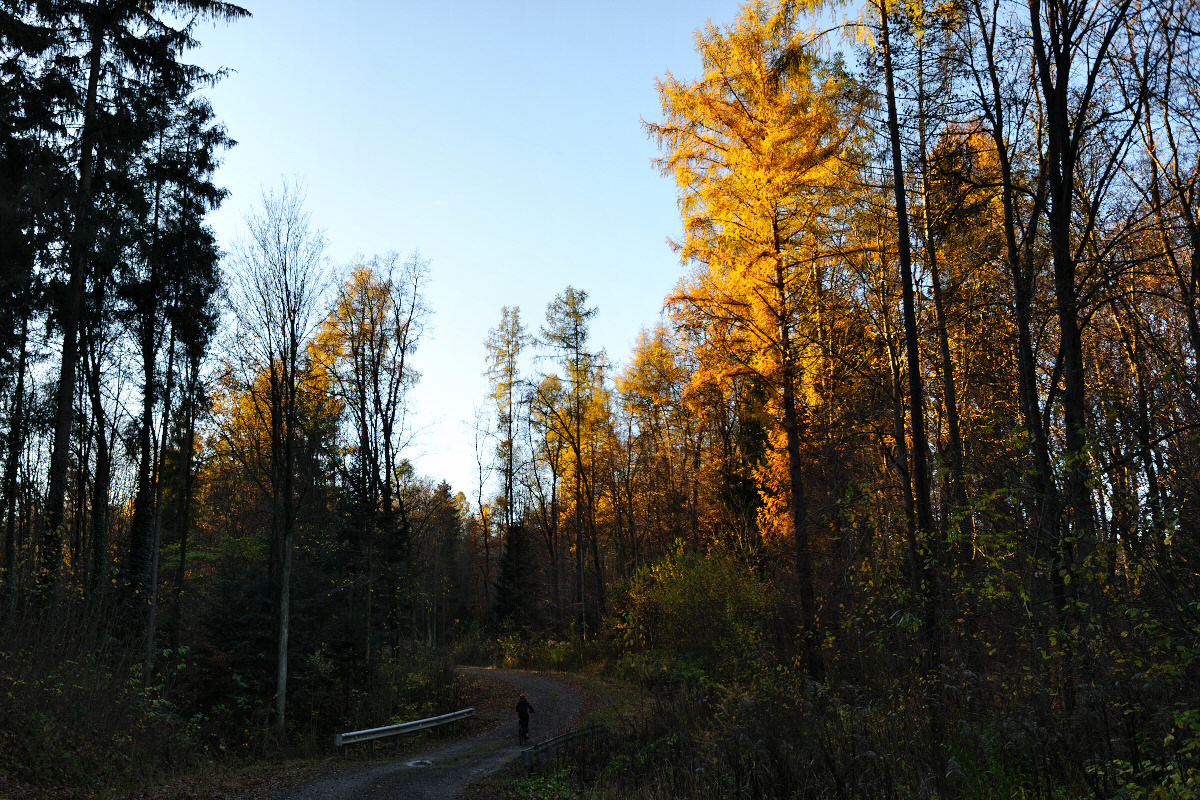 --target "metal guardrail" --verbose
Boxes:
[333,707,476,750]
[521,725,604,768]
